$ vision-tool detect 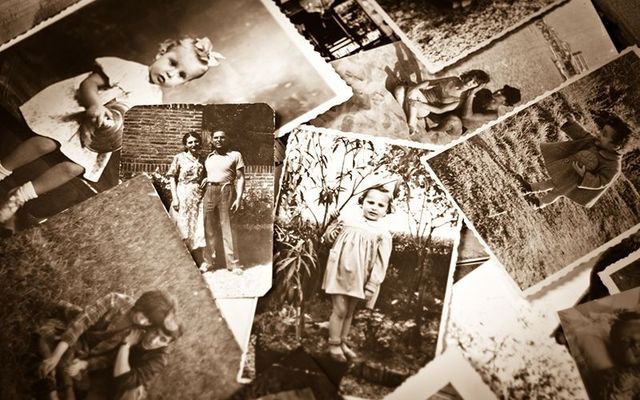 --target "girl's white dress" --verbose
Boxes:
[322,213,392,309]
[19,57,163,182]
